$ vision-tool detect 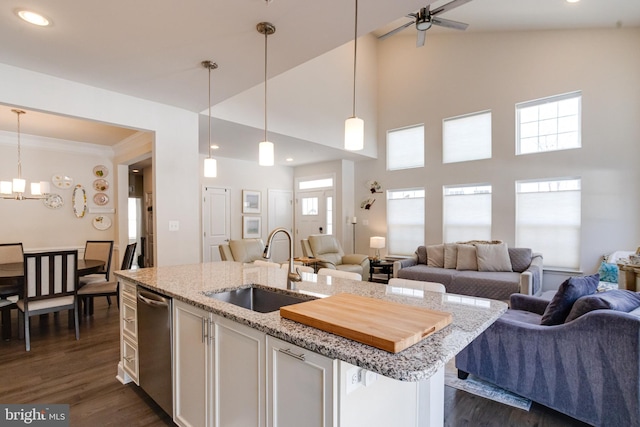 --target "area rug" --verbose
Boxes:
[444,364,532,411]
